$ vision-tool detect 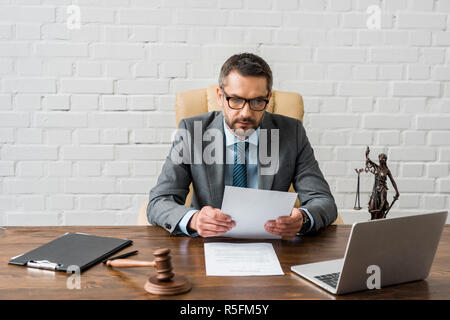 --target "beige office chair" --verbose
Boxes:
[137,84,344,226]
